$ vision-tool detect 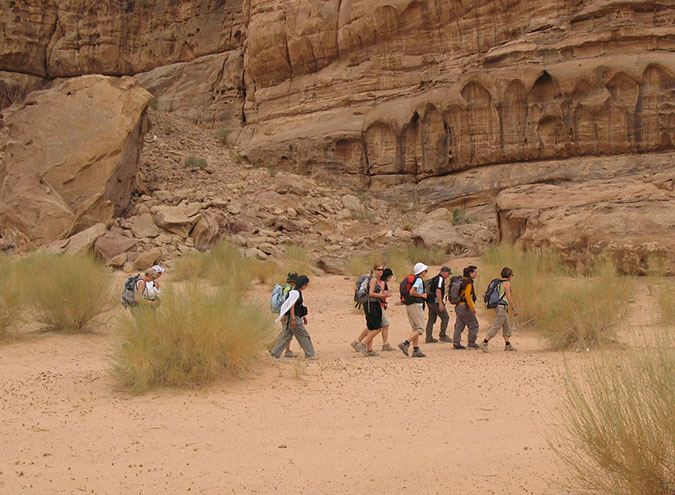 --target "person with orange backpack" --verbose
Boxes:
[397,262,429,358]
